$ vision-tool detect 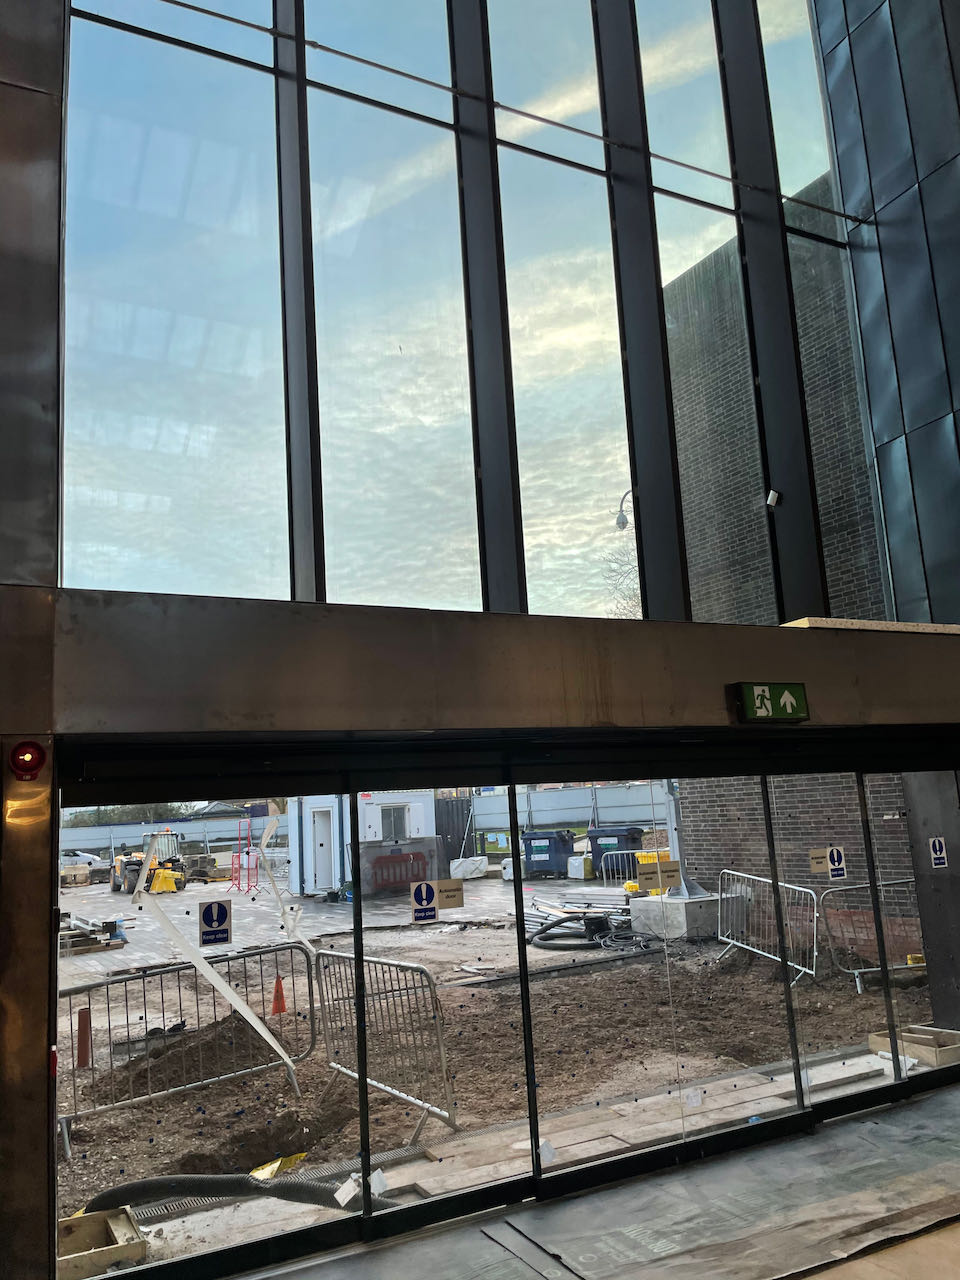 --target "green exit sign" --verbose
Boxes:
[734,682,809,722]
